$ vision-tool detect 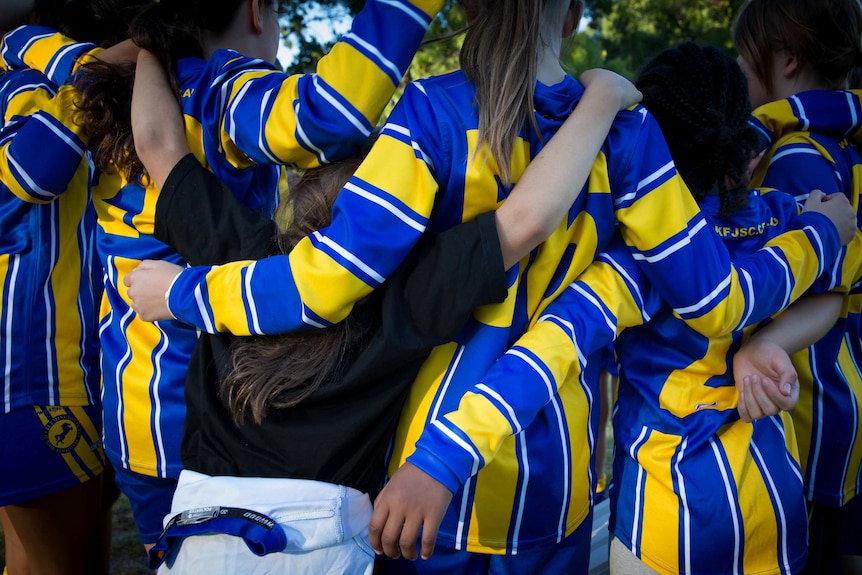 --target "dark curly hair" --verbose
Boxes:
[636,42,761,216]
